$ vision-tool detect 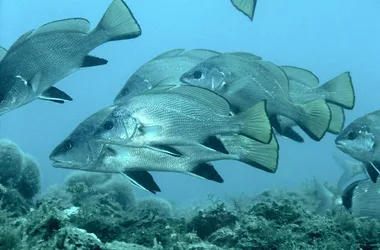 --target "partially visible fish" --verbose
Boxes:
[0,0,141,115]
[114,49,220,103]
[230,0,258,21]
[49,106,161,194]
[180,53,331,141]
[94,84,273,152]
[335,110,380,183]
